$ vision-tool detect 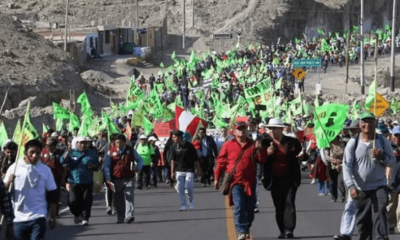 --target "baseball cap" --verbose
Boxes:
[392,126,400,135]
[360,112,376,120]
[234,121,247,129]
